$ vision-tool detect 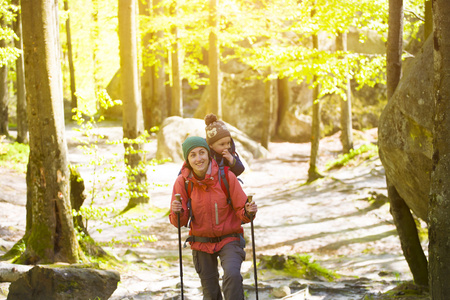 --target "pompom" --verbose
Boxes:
[204,113,218,126]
